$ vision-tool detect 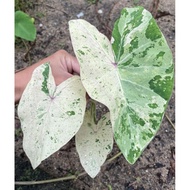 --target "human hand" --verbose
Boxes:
[15,50,80,103]
[48,50,80,85]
